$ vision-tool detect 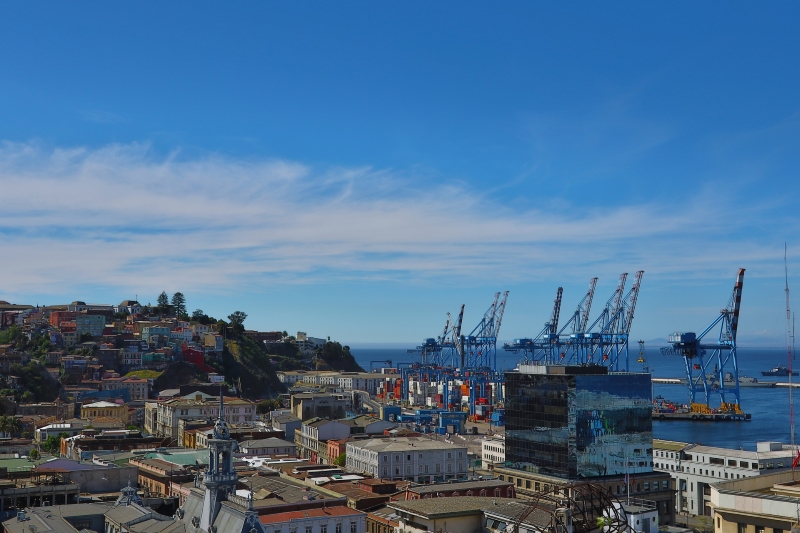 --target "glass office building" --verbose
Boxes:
[505,365,653,480]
